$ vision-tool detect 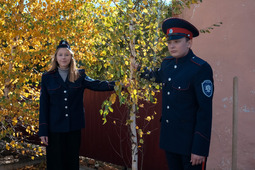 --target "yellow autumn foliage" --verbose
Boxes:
[0,0,114,158]
[0,0,201,162]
